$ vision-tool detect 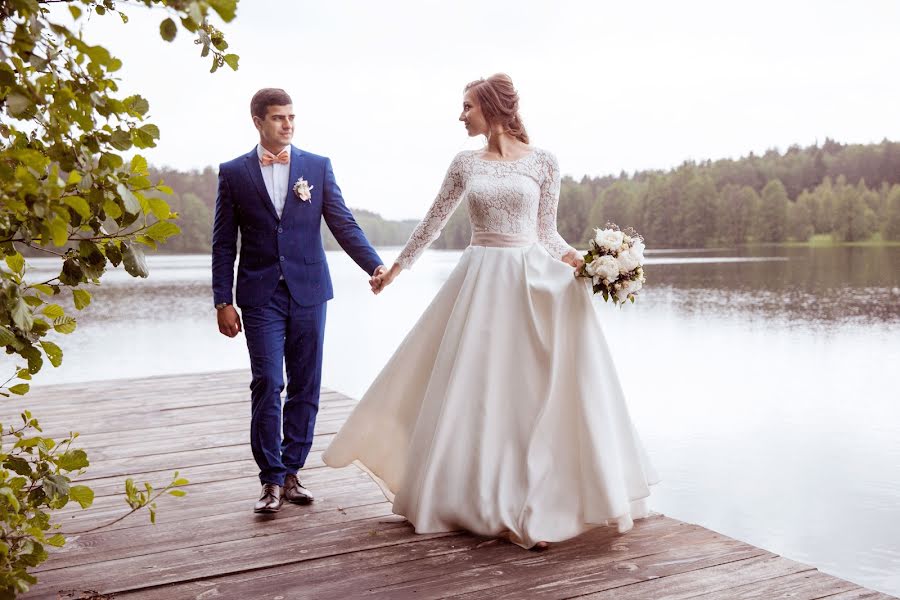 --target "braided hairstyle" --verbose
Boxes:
[464,73,529,144]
